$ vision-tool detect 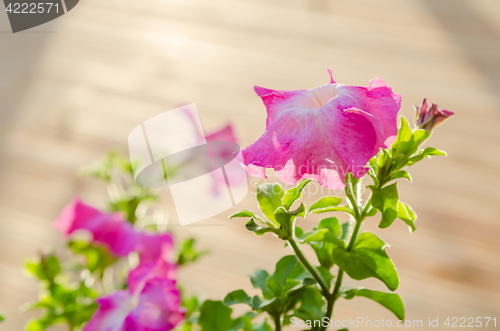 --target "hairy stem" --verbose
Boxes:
[289,238,330,296]
[319,176,364,331]
[273,314,282,331]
